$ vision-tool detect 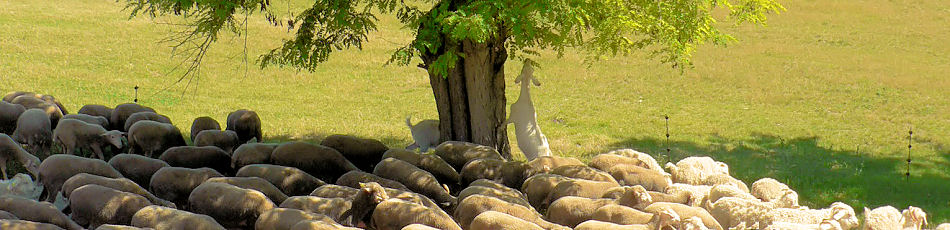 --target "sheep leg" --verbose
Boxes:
[91,144,106,161]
